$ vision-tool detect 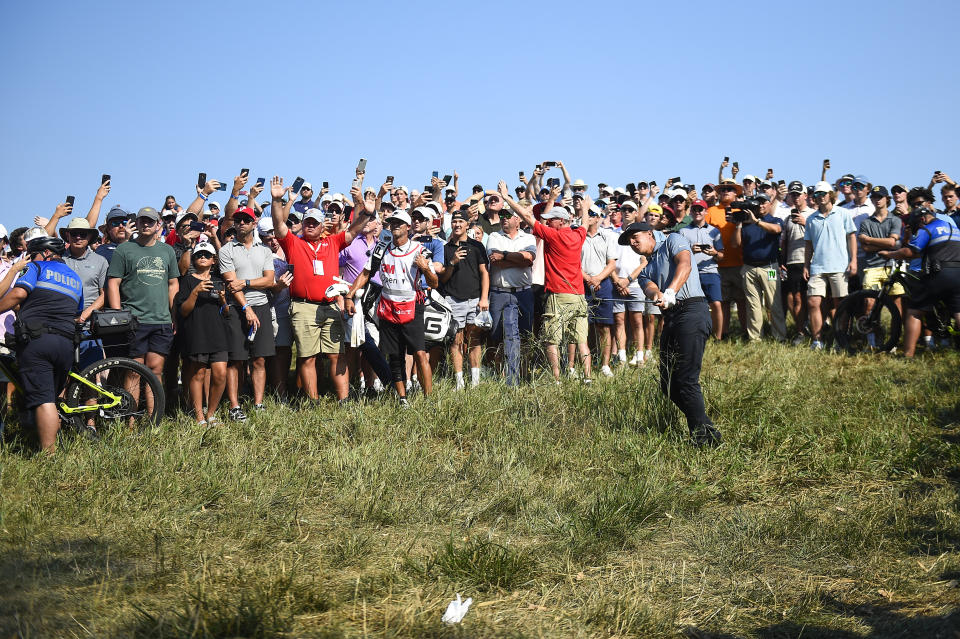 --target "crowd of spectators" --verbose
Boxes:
[1,160,958,430]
